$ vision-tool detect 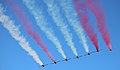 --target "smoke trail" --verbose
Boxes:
[4,0,55,62]
[23,0,66,59]
[87,0,112,50]
[59,0,89,53]
[43,0,78,56]
[73,0,99,51]
[0,5,44,66]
